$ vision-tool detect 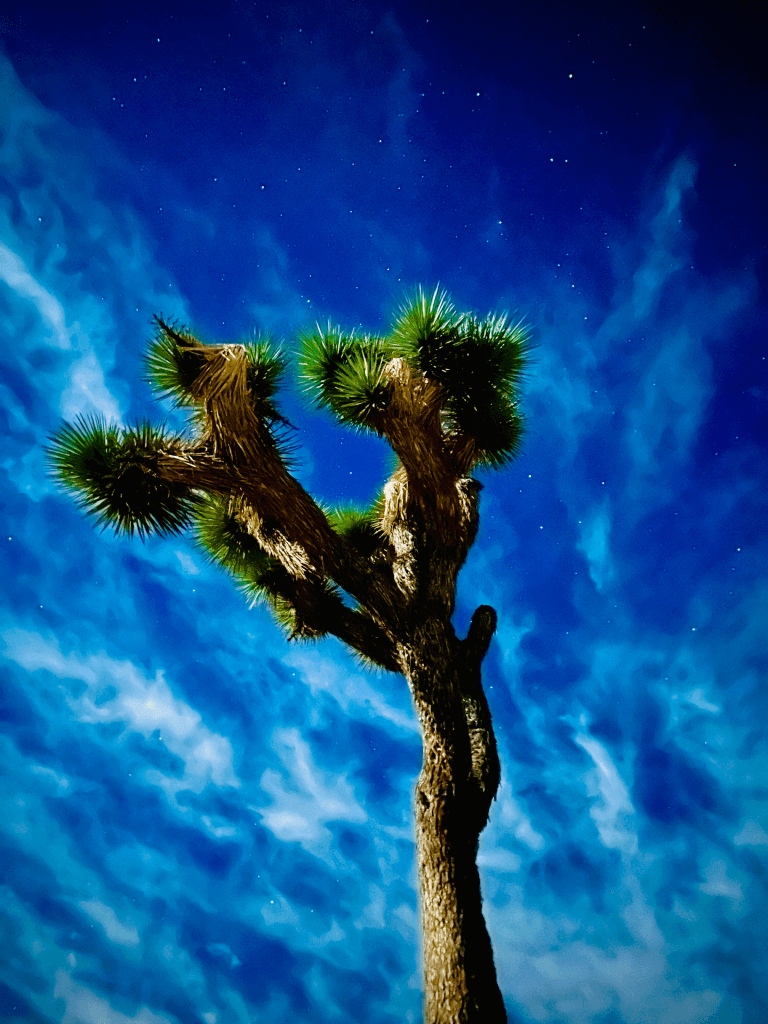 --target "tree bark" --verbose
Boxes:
[402,611,507,1024]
